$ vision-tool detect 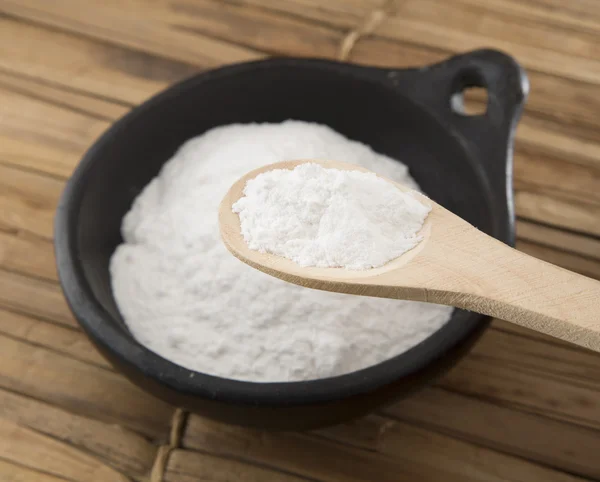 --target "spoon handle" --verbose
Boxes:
[427,233,600,351]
